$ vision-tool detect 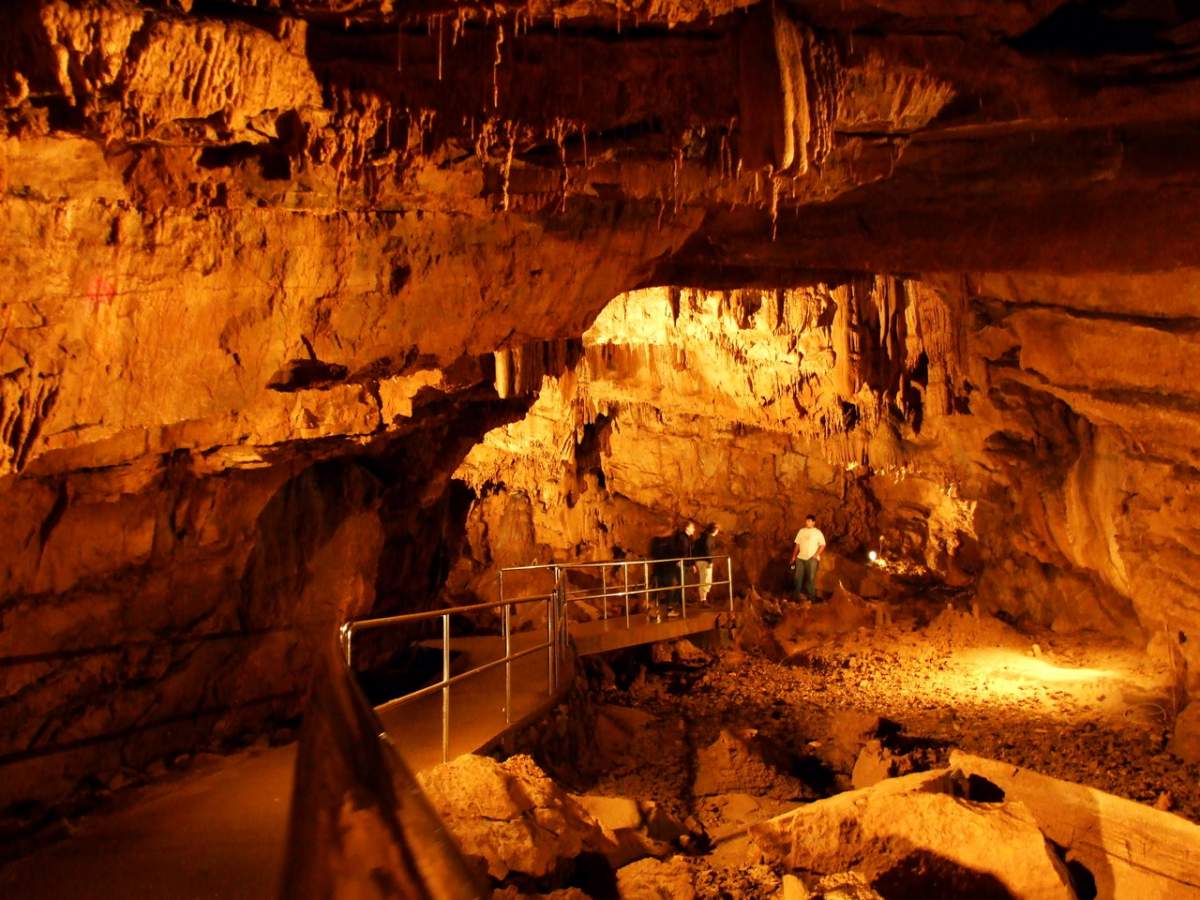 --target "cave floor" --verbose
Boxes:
[504,603,1195,896]
[556,601,1199,895]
